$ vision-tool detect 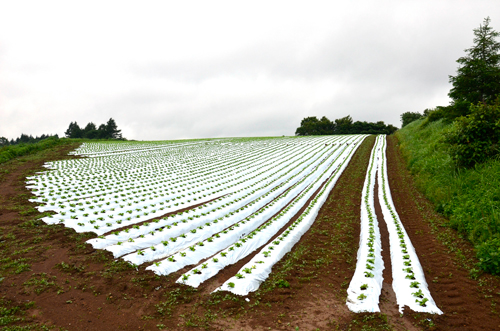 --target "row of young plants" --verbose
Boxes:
[377,137,442,314]
[144,137,357,276]
[29,138,330,235]
[212,136,367,295]
[69,140,211,157]
[26,136,372,296]
[28,138,284,205]
[346,135,385,312]
[98,136,346,257]
[176,136,365,289]
[346,135,442,314]
[80,137,338,239]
